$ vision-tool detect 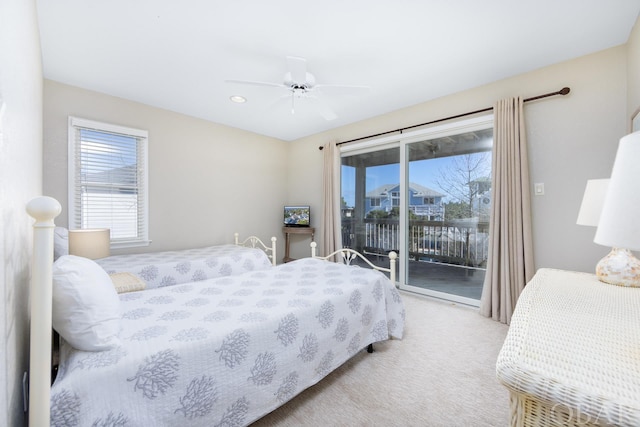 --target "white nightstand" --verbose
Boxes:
[496,268,640,426]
